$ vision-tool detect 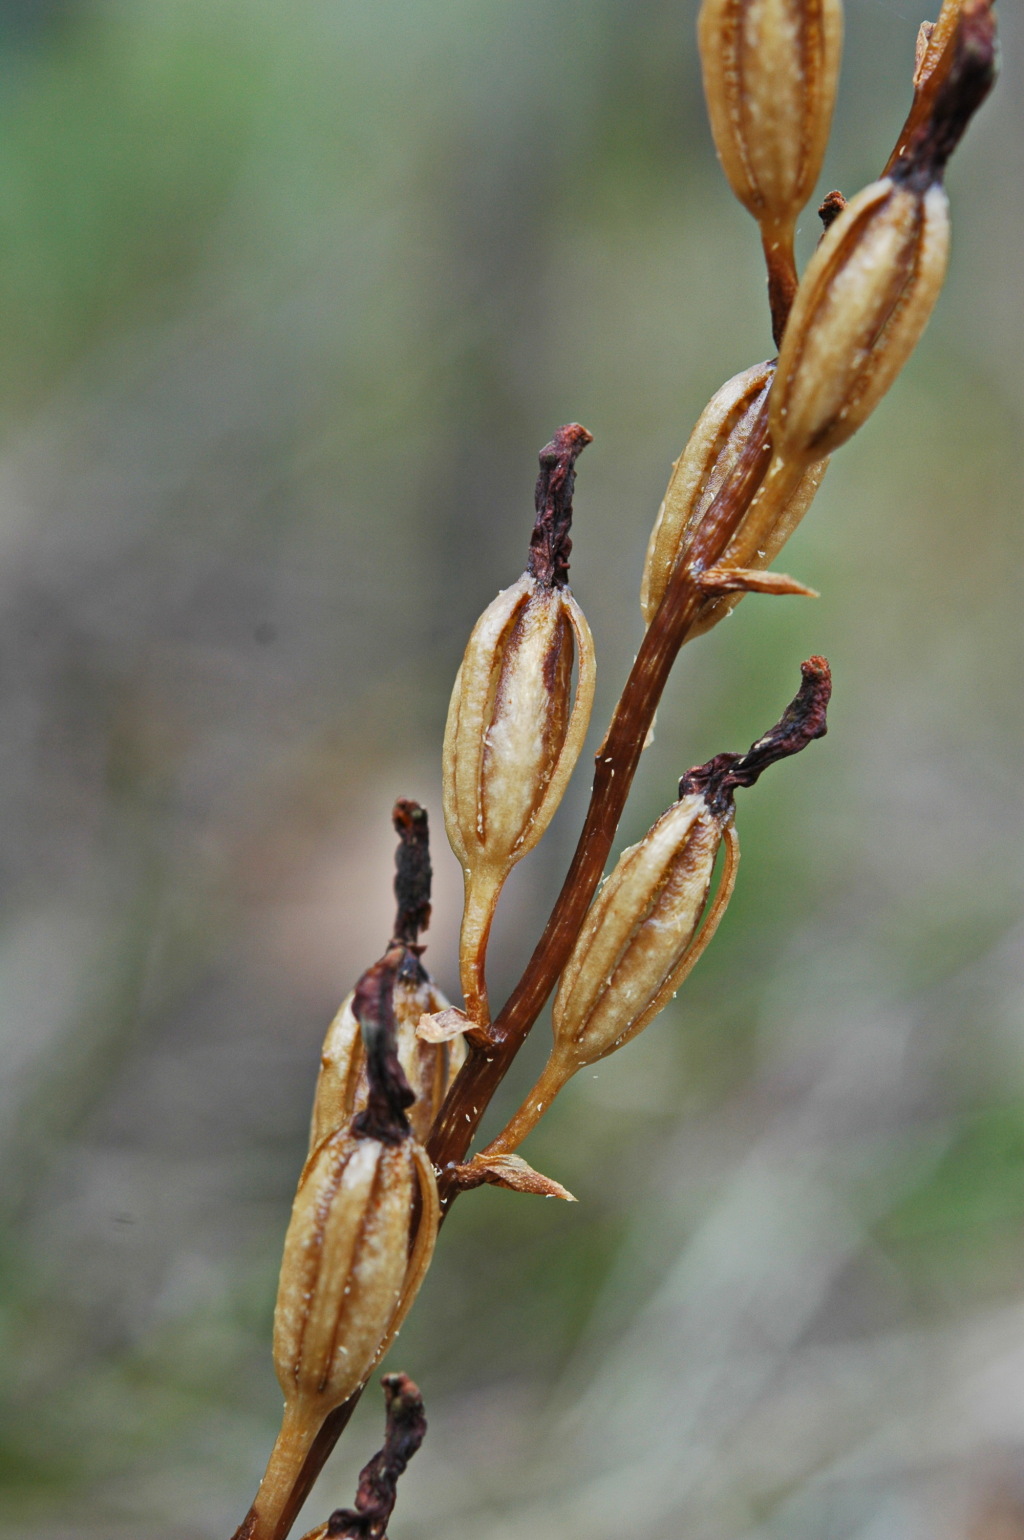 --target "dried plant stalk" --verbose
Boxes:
[232,6,997,1537]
